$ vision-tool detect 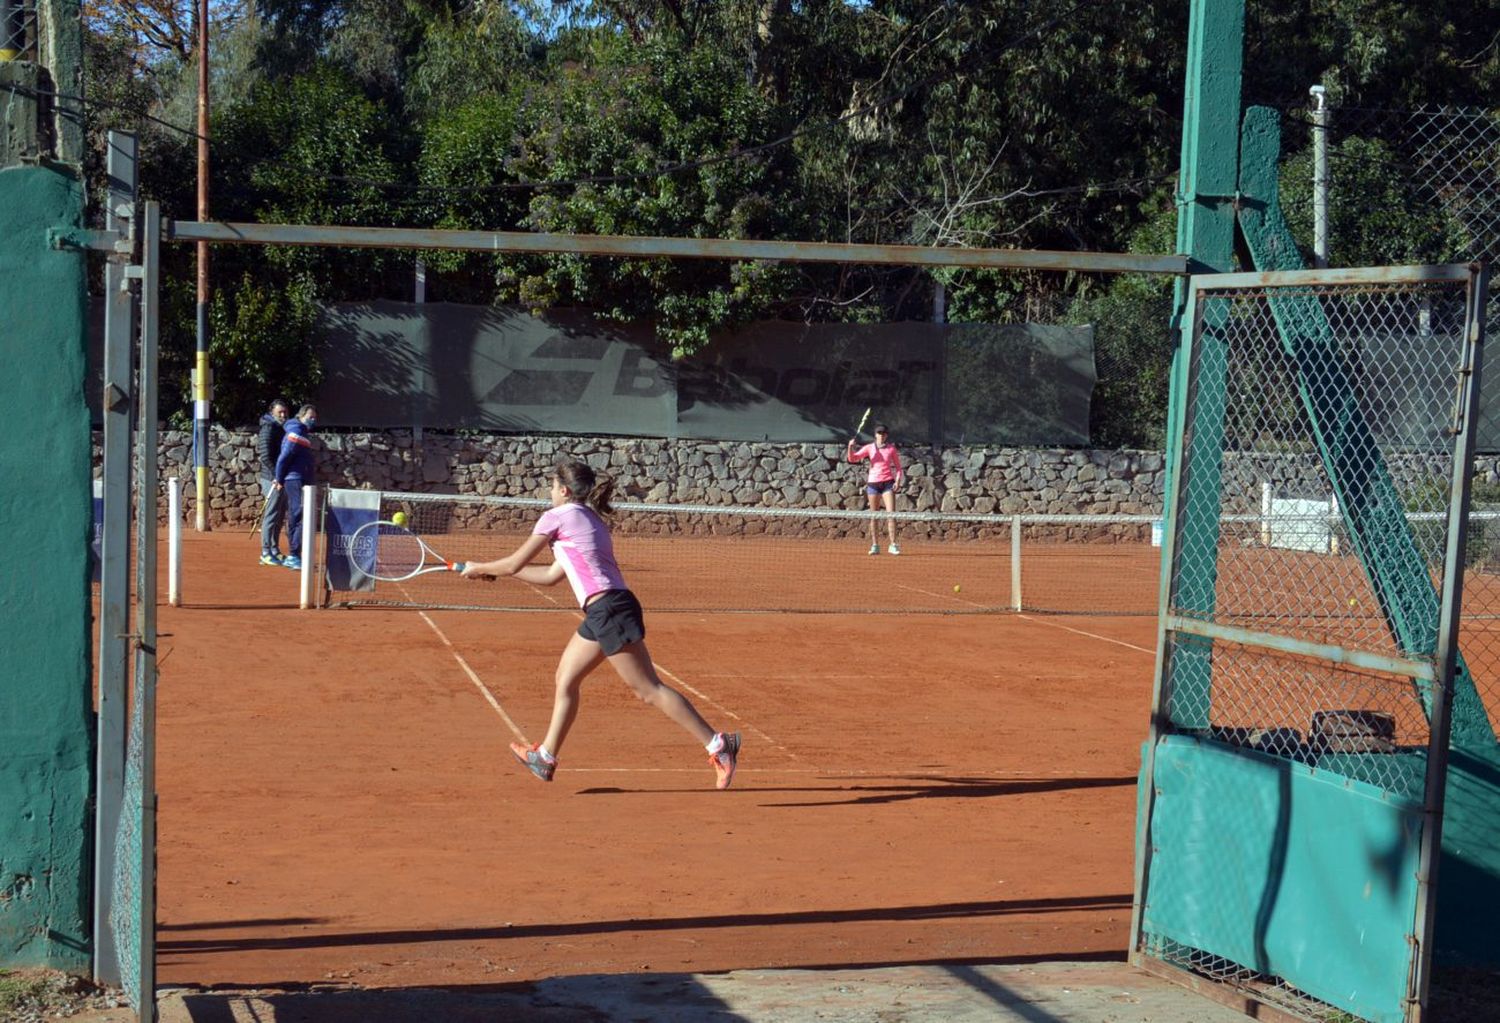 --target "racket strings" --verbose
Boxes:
[374,525,426,576]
